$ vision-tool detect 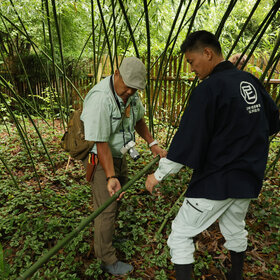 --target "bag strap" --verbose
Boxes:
[110,75,122,114]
